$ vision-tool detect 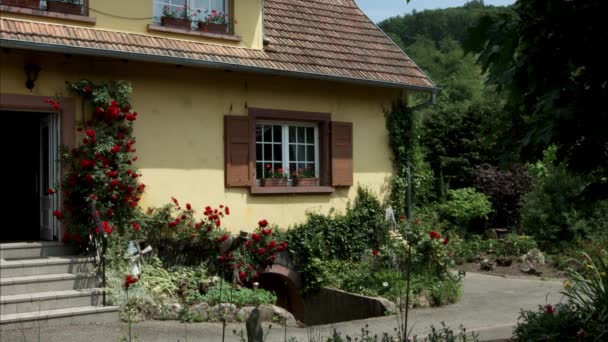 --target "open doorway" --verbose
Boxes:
[0,111,59,242]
